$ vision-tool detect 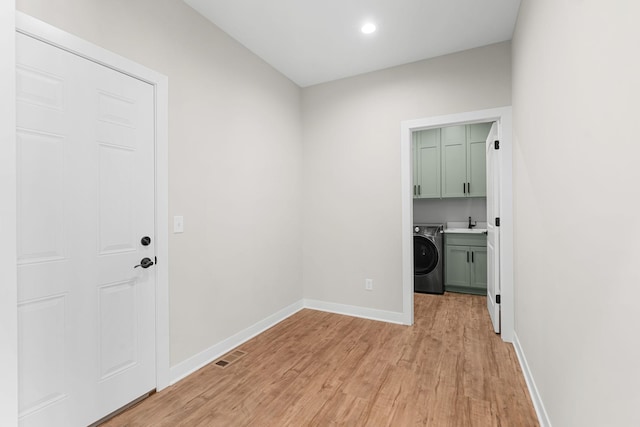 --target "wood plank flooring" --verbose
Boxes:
[102,293,539,426]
